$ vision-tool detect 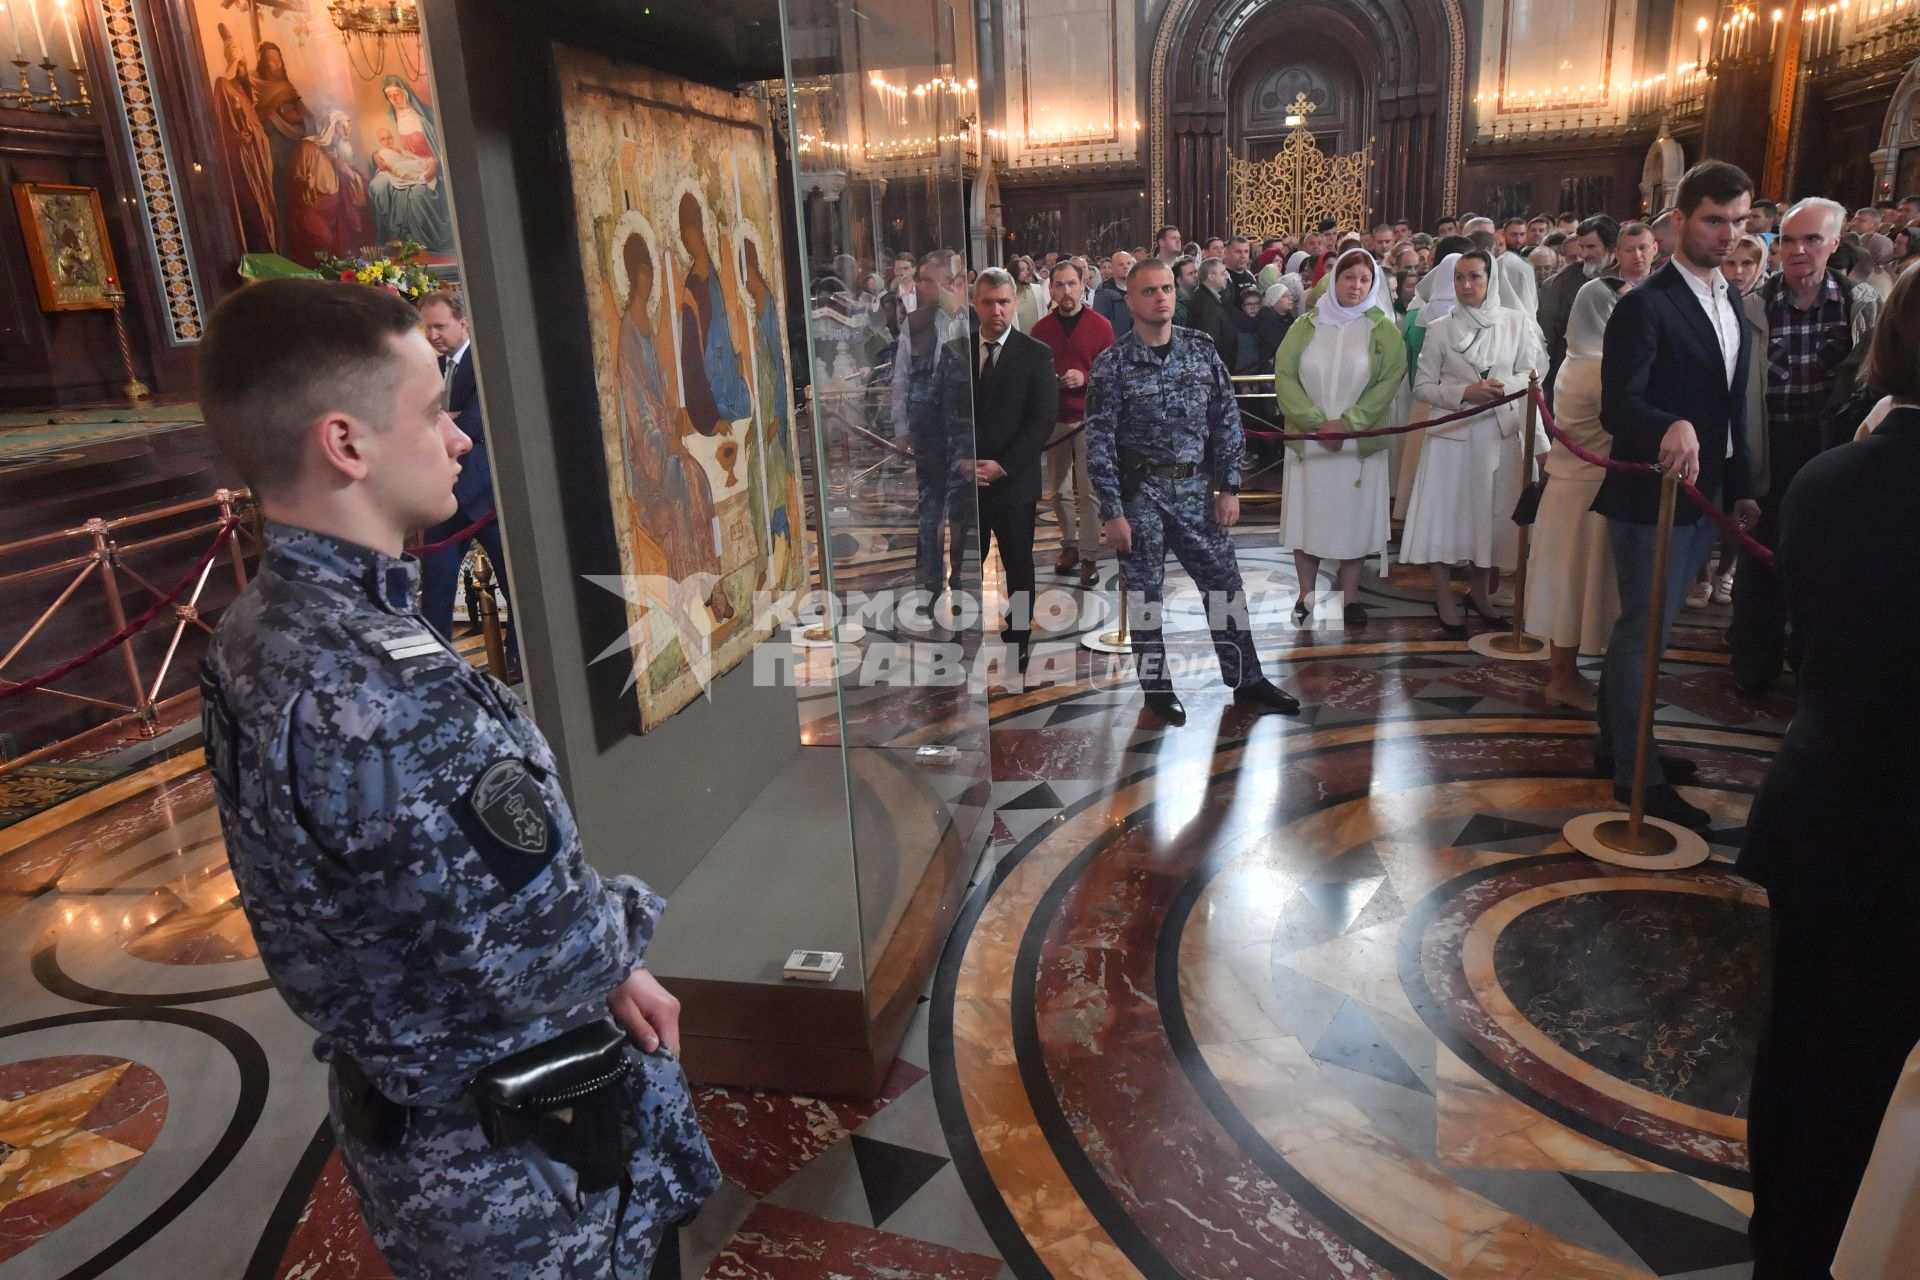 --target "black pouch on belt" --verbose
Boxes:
[335,1052,409,1150]
[470,1017,635,1196]
[1118,448,1151,503]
